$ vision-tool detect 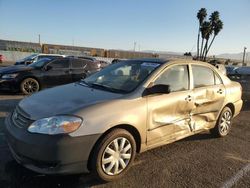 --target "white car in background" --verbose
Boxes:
[15,54,66,65]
